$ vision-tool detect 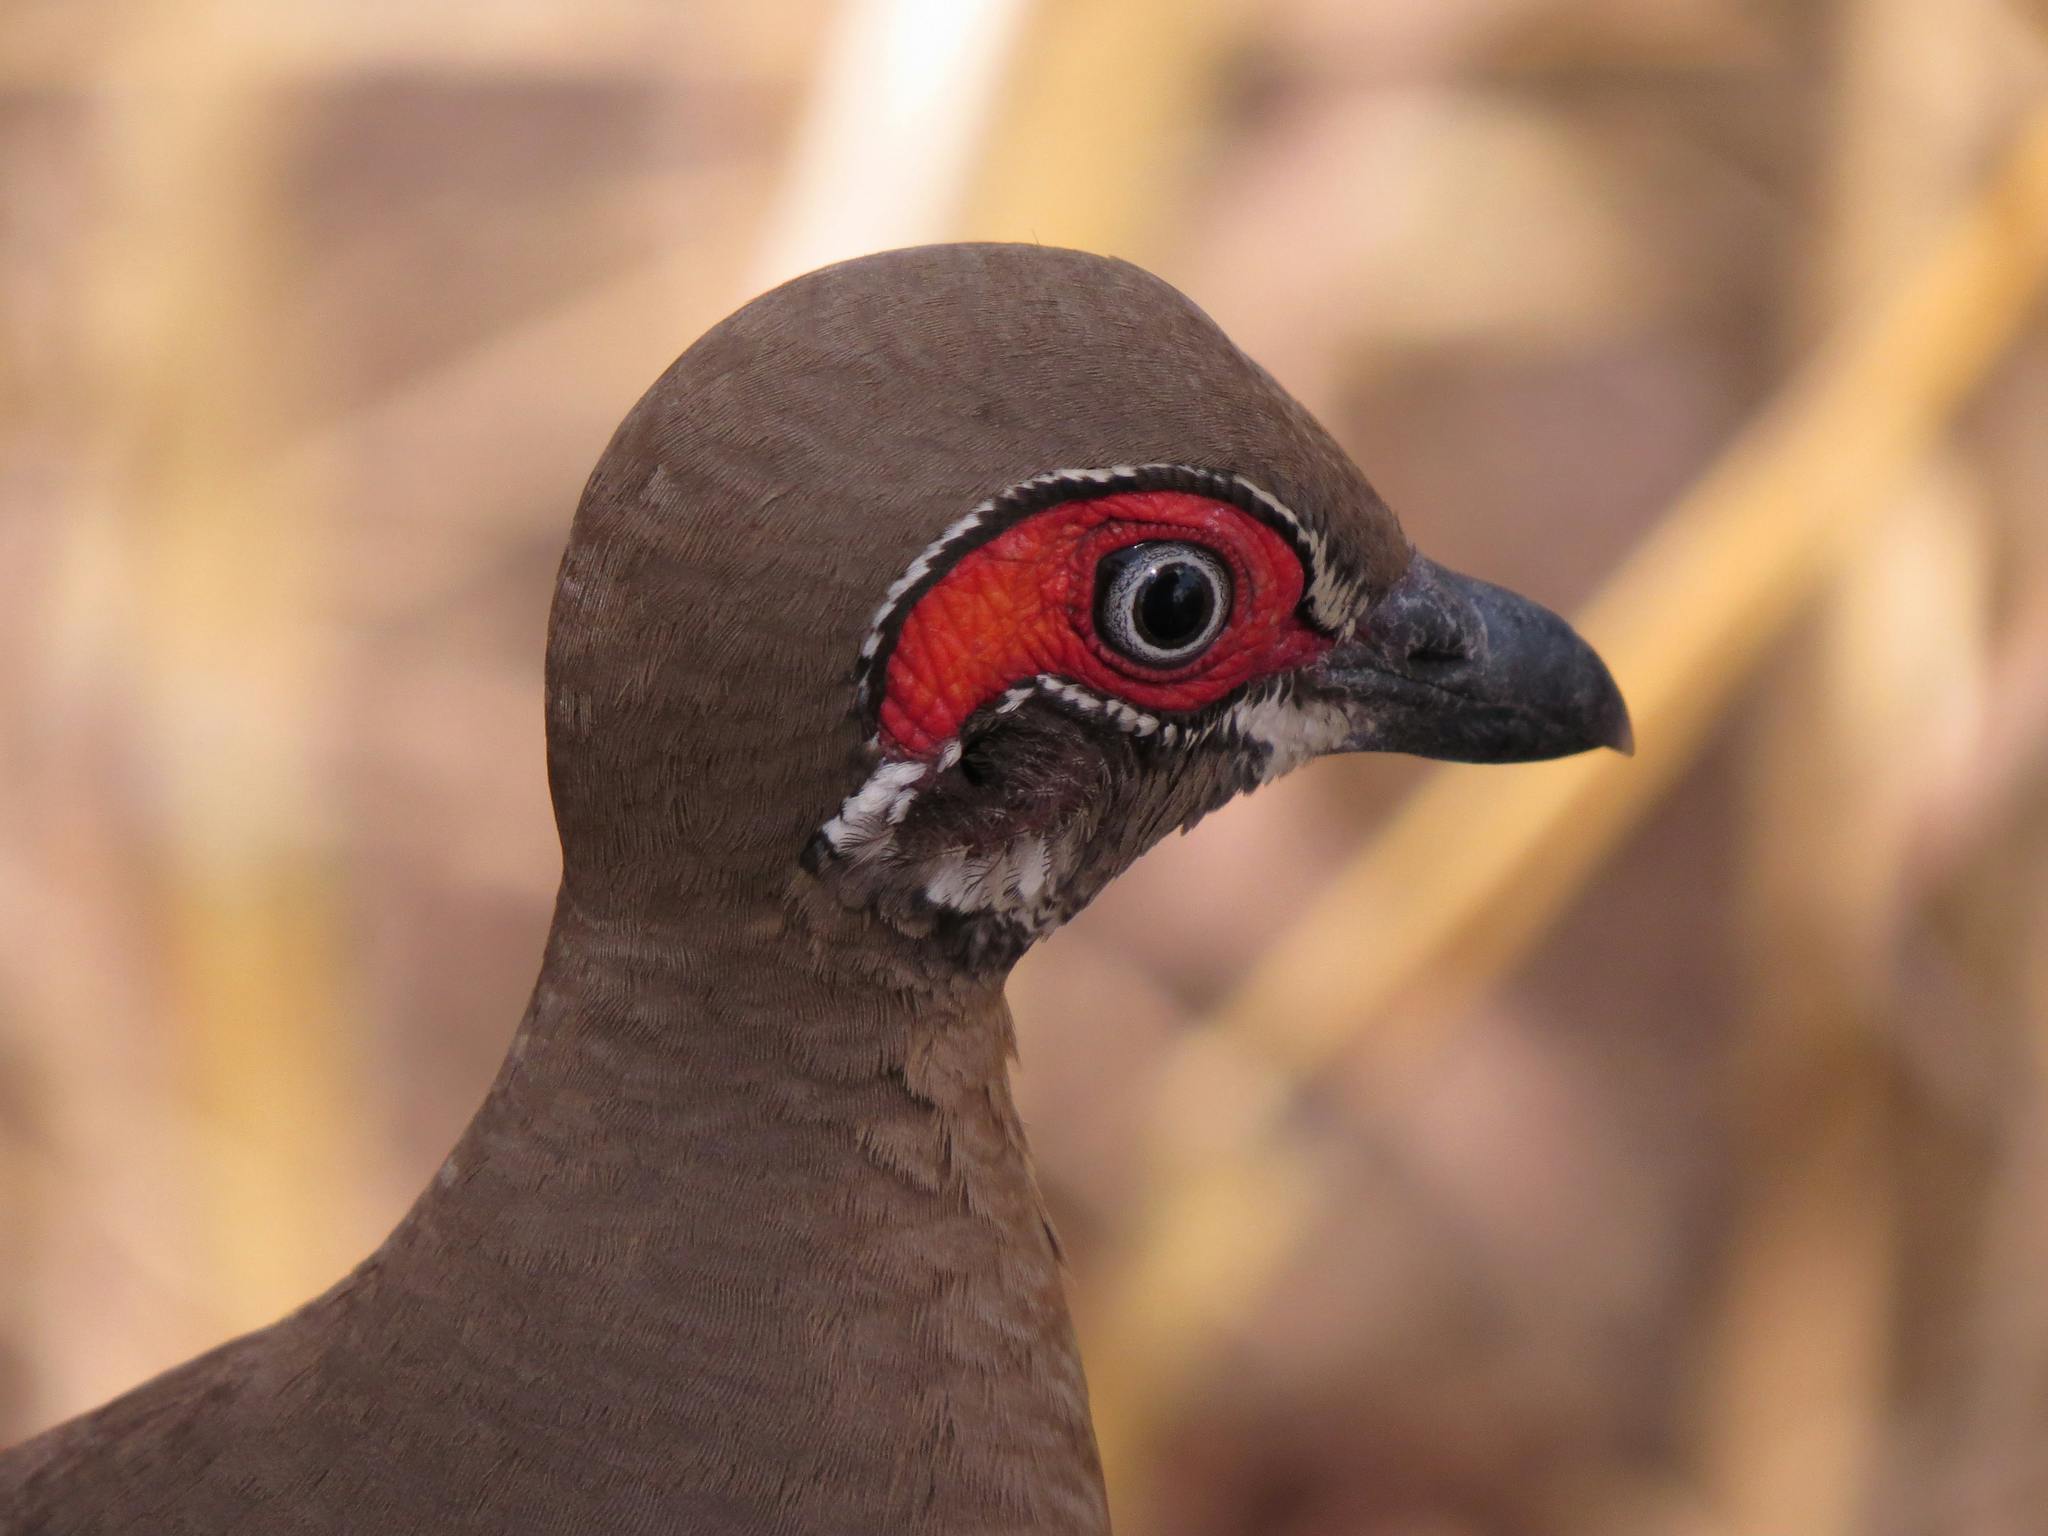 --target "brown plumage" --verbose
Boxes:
[1,244,1627,1534]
